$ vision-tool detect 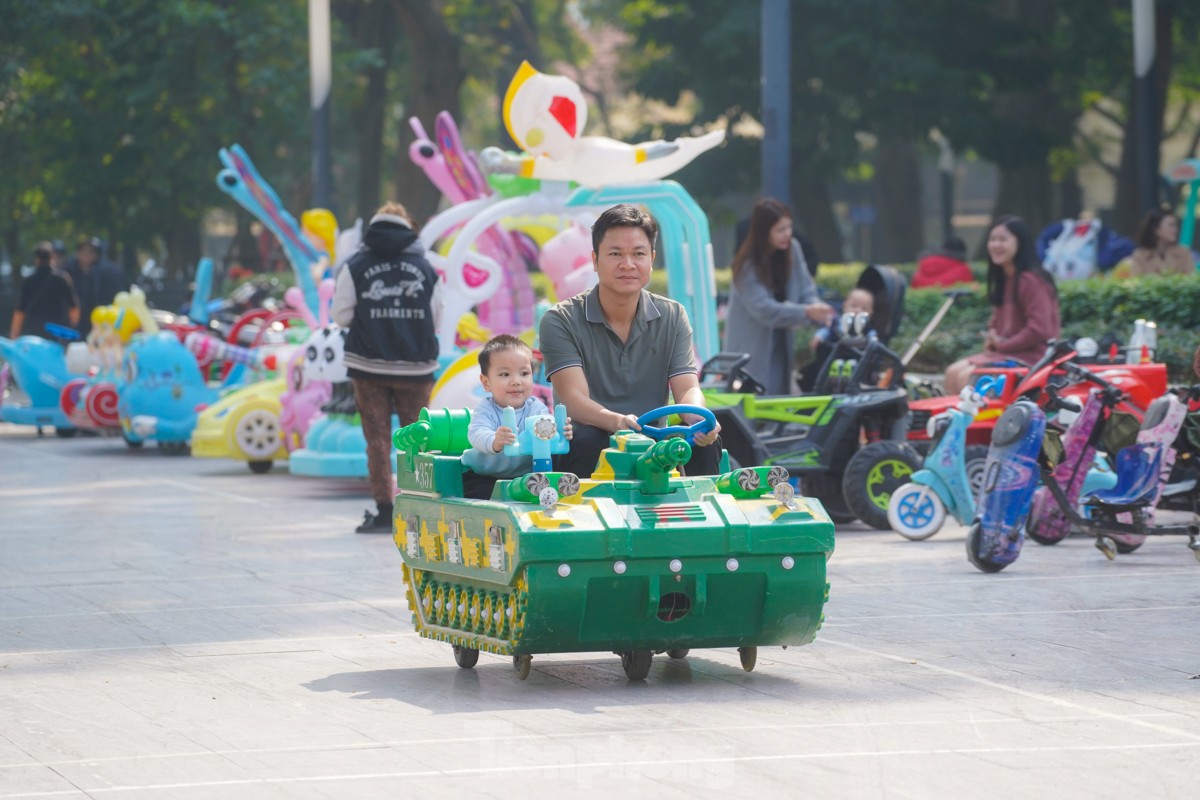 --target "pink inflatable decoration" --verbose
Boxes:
[409,112,537,335]
[538,223,597,301]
